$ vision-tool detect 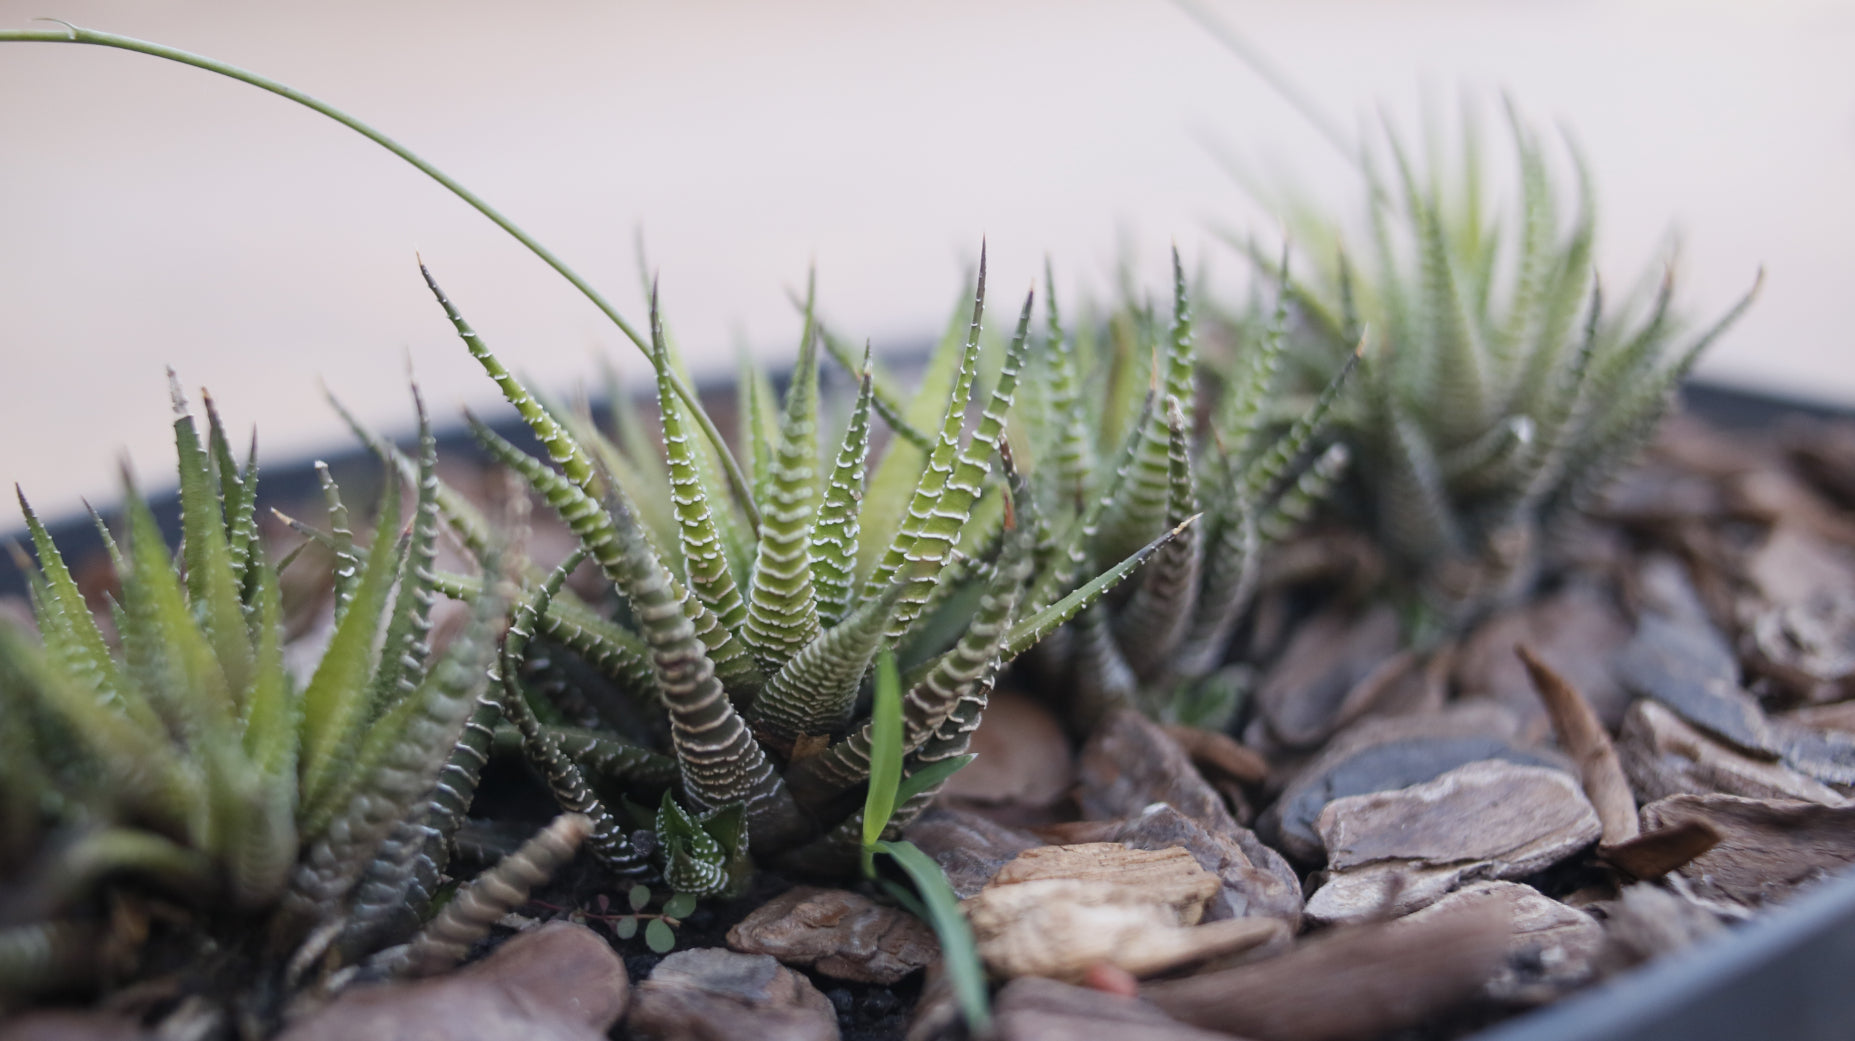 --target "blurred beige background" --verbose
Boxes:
[2,0,1851,516]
